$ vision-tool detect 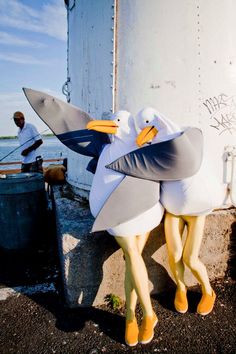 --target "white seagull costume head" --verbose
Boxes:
[87,110,137,163]
[135,107,182,146]
[88,110,136,142]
